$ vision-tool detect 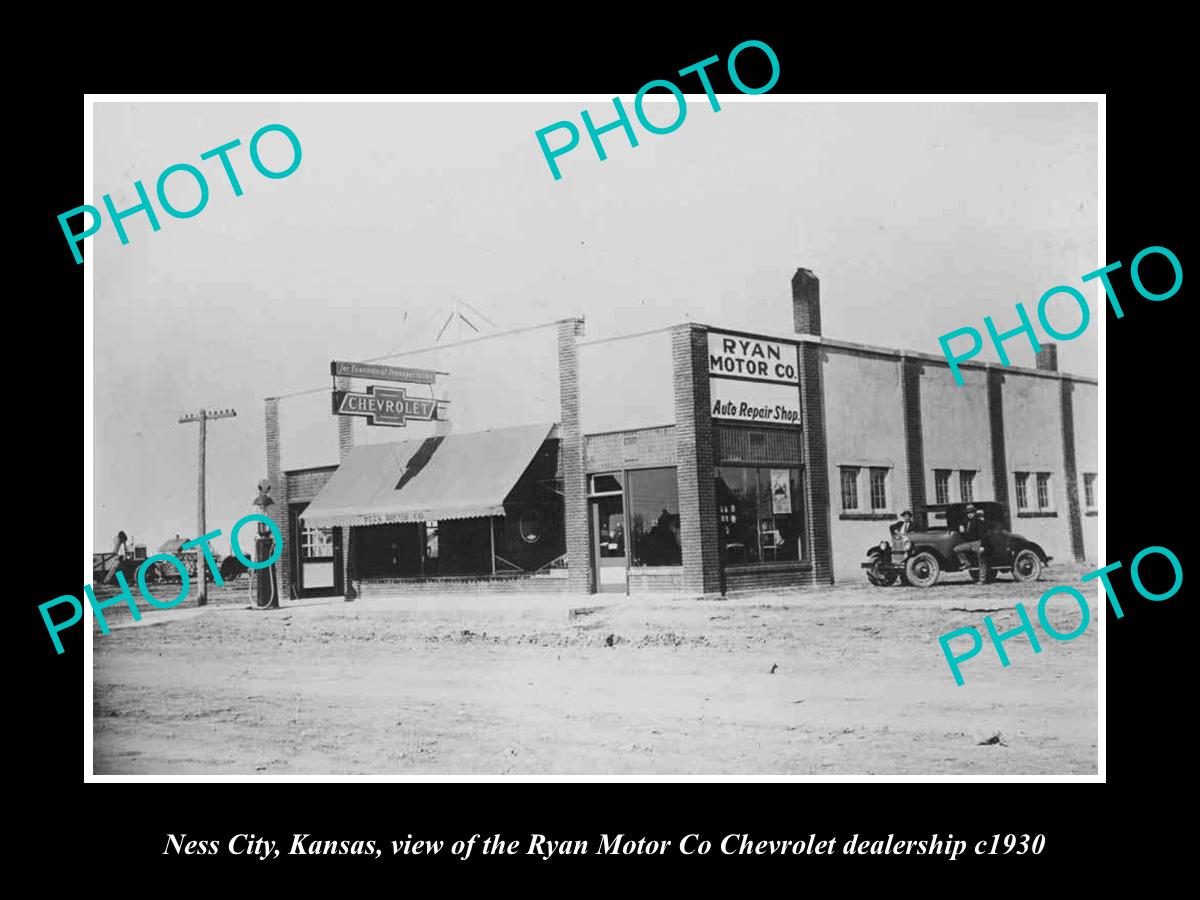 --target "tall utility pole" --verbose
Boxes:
[178,407,237,606]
